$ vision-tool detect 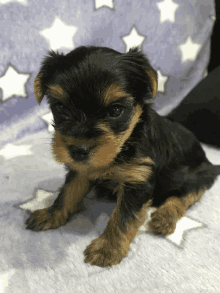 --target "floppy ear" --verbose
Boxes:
[126,47,158,100]
[145,66,158,99]
[34,72,45,104]
[34,50,65,104]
